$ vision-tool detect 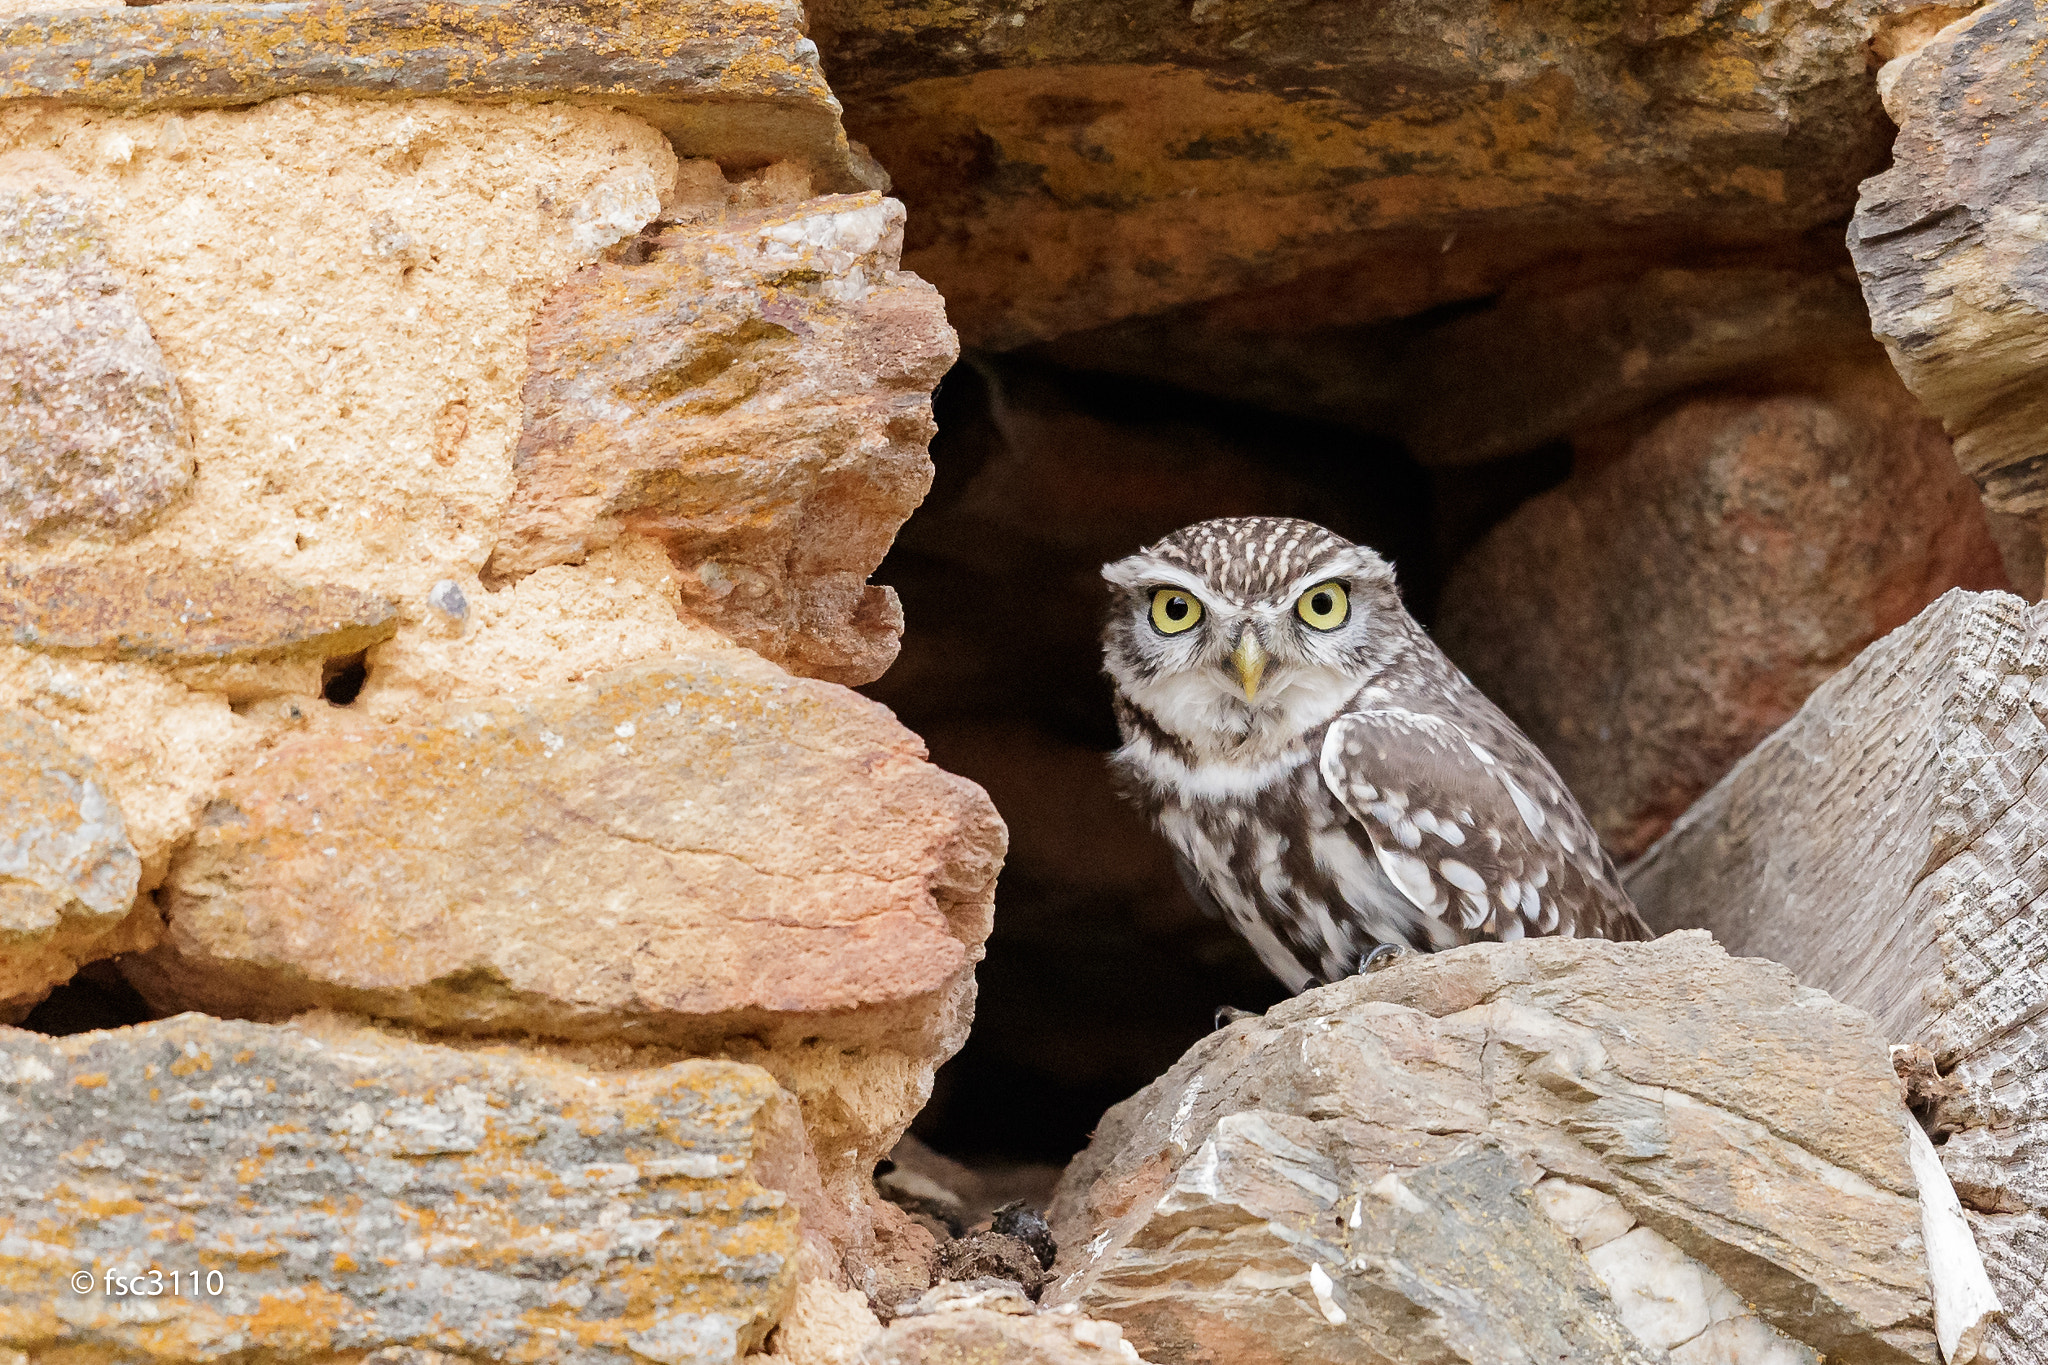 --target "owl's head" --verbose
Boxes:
[1101,517,1409,757]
